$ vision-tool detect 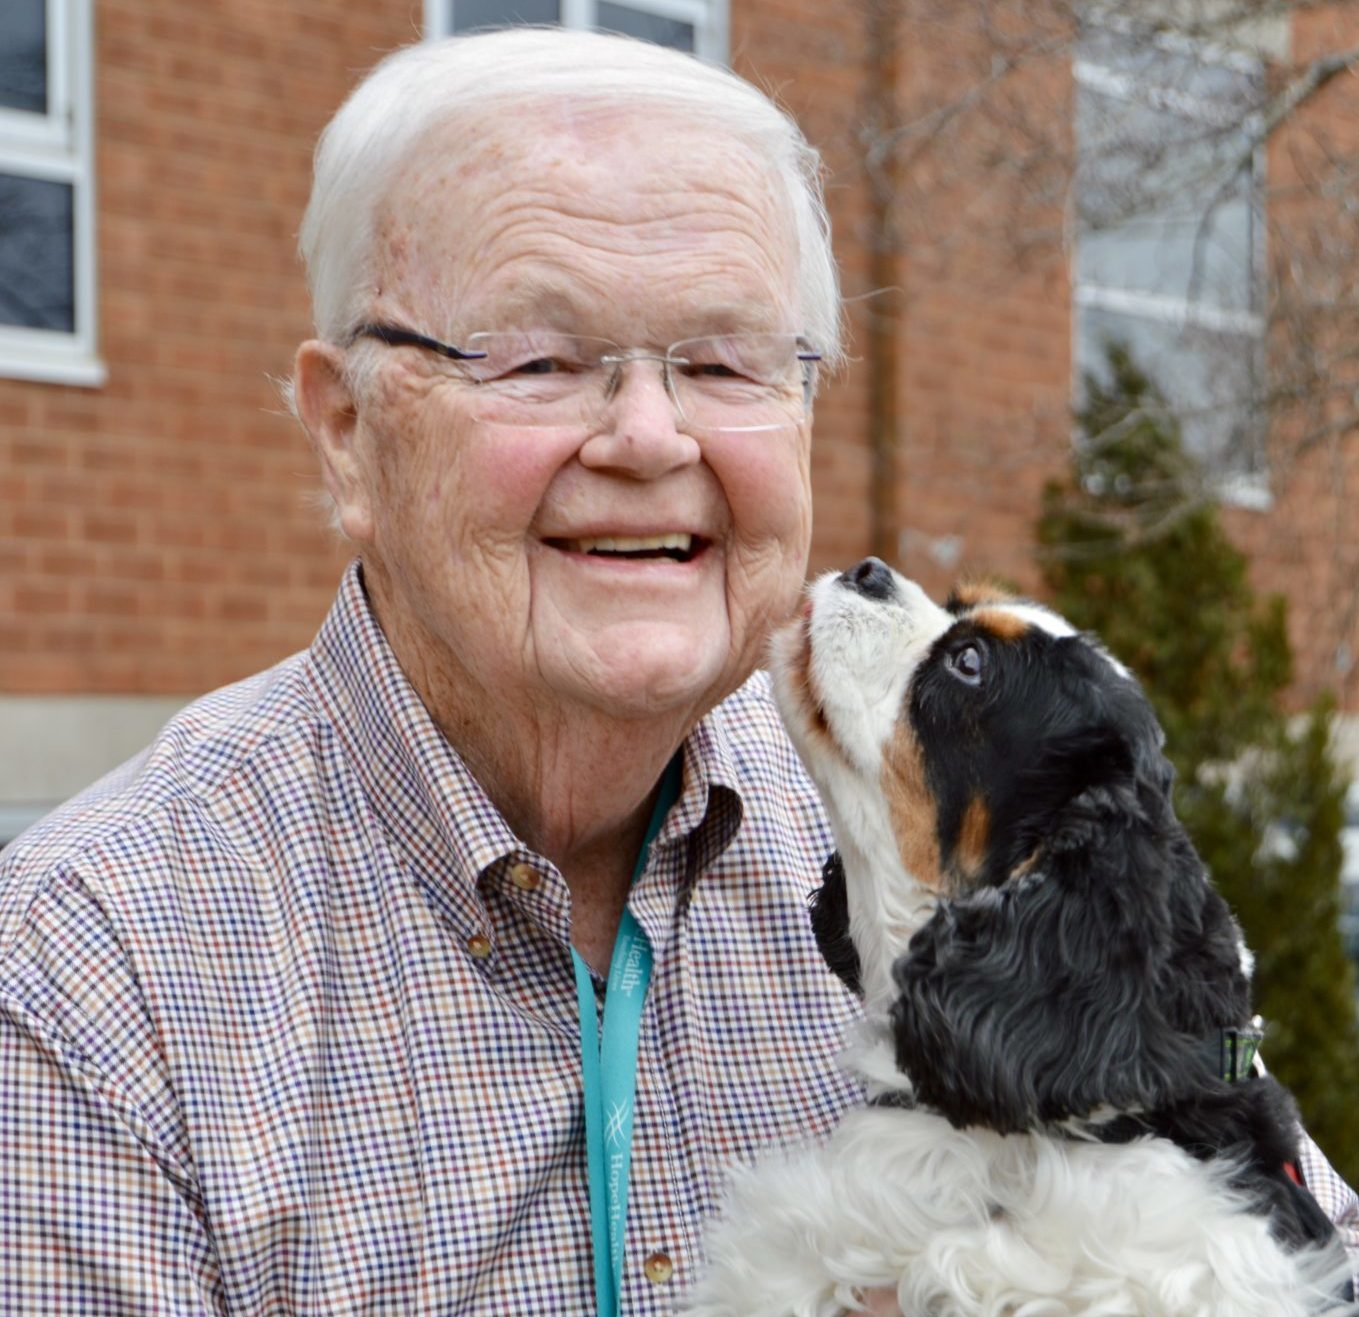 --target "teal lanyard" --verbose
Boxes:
[572,755,681,1317]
